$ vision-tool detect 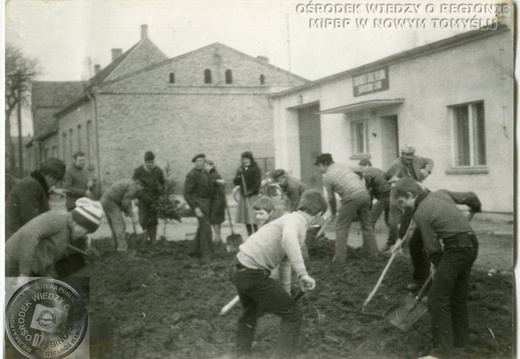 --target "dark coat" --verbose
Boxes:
[6,171,50,239]
[63,164,90,211]
[386,156,434,183]
[133,165,165,204]
[209,168,226,224]
[363,167,391,200]
[280,176,307,212]
[233,162,262,197]
[183,167,213,210]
